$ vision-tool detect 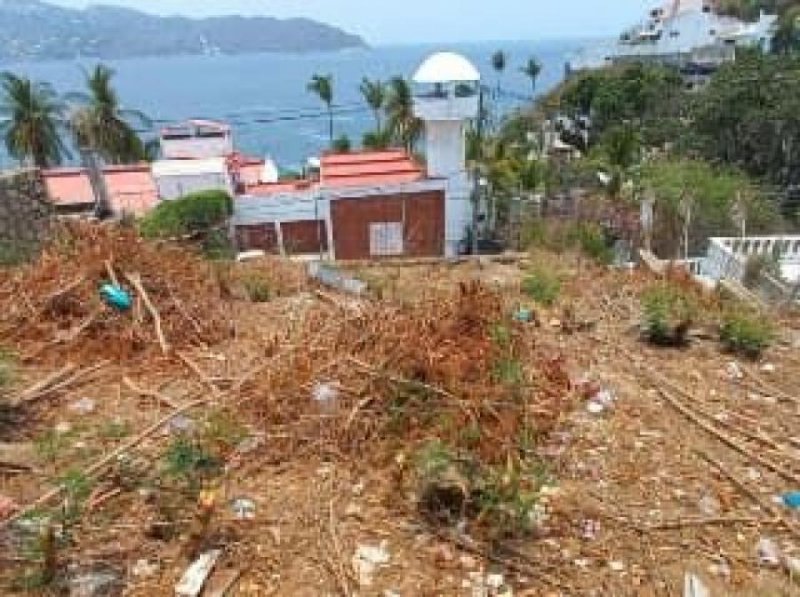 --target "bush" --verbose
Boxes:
[720,310,773,359]
[139,190,233,239]
[570,223,614,265]
[242,275,271,302]
[523,221,614,265]
[522,268,561,306]
[641,283,695,346]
